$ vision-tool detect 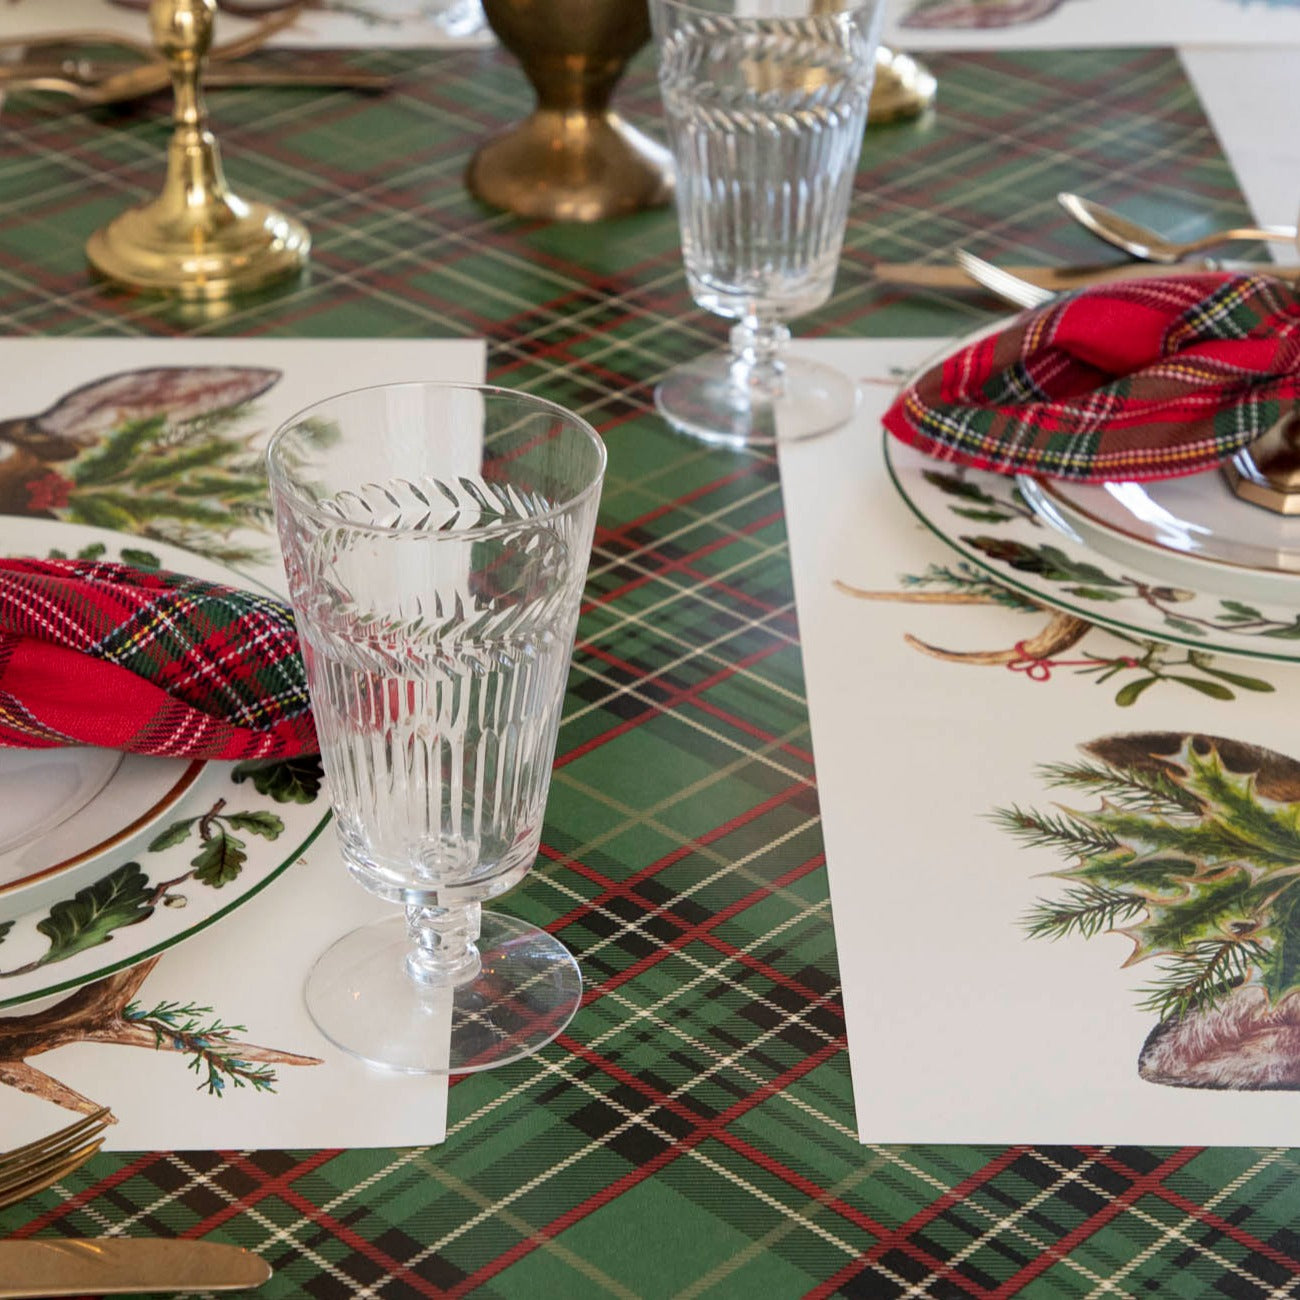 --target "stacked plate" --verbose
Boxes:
[884,326,1300,665]
[0,518,329,1010]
